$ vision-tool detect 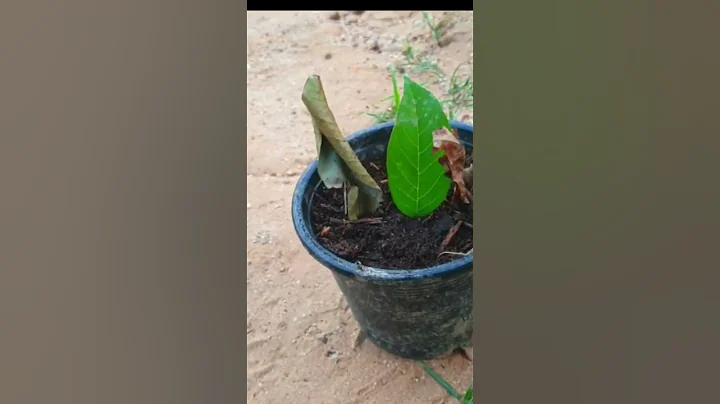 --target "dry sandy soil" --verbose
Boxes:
[247,11,473,403]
